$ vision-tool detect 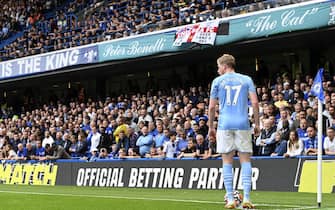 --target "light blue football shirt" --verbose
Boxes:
[210,72,256,130]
